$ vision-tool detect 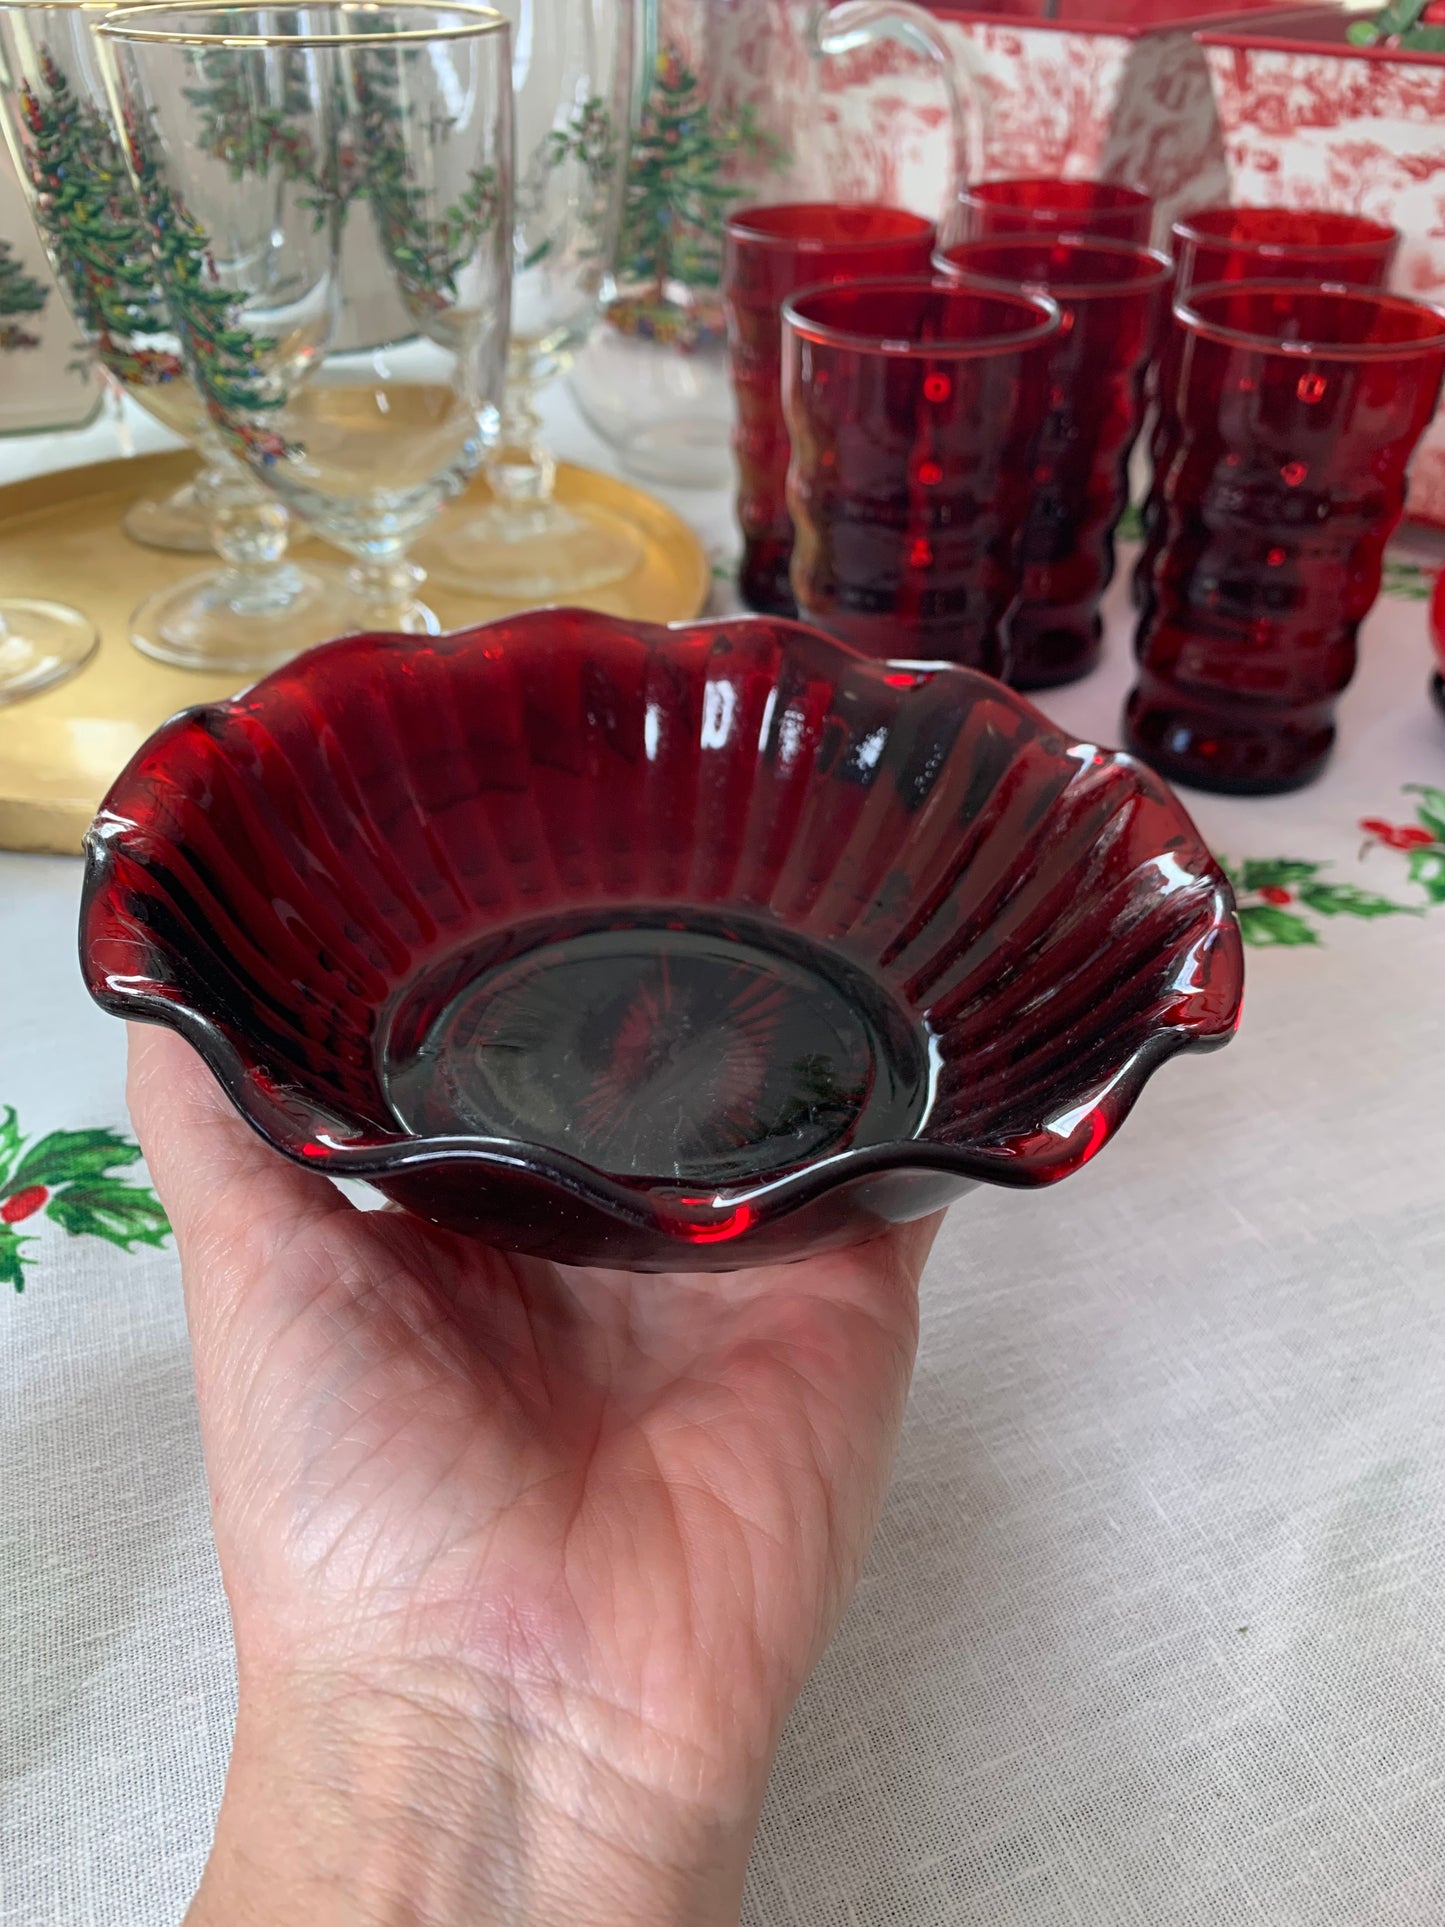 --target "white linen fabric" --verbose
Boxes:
[3,393,1445,1926]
